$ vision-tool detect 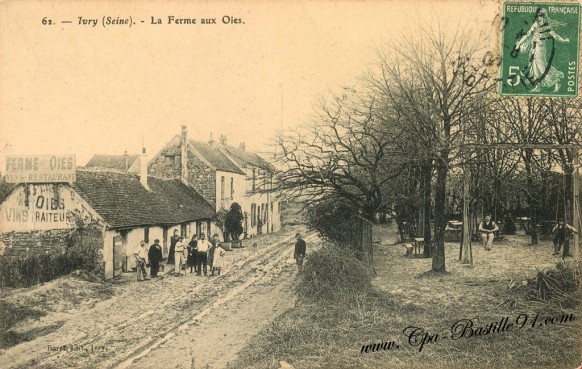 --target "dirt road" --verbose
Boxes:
[0,226,313,369]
